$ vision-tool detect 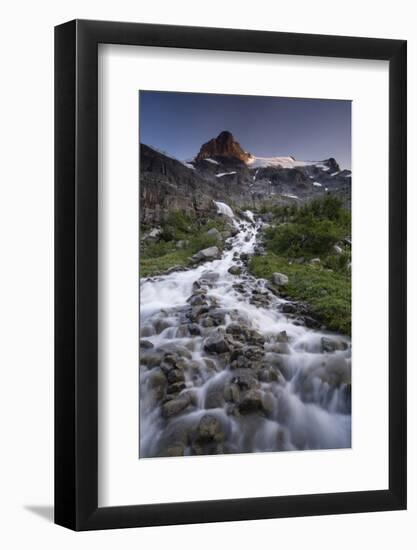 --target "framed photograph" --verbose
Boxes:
[55,20,407,530]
